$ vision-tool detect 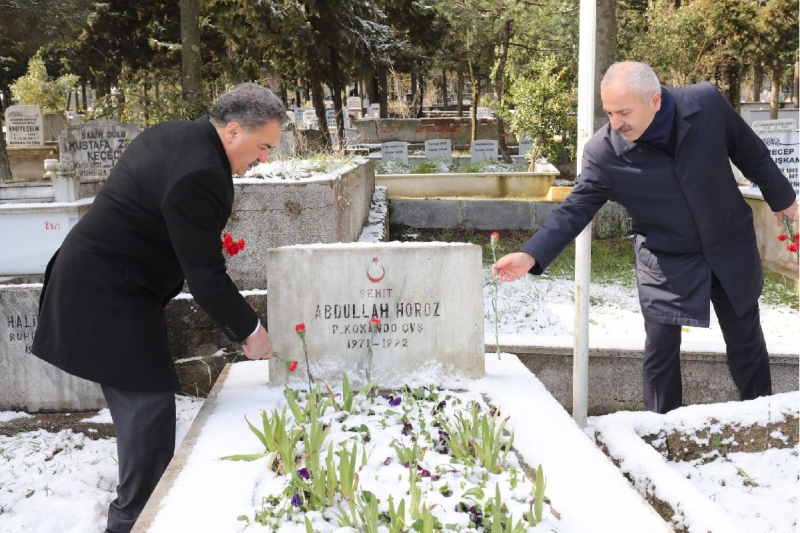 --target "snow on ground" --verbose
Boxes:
[0,272,797,532]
